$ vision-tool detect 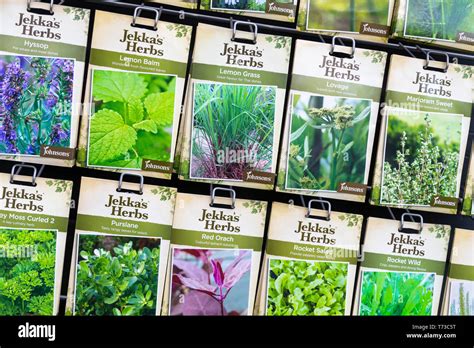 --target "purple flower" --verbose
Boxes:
[49,123,69,145]
[1,58,26,112]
